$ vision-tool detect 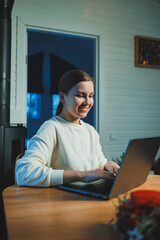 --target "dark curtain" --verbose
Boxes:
[50,53,77,94]
[27,52,44,93]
